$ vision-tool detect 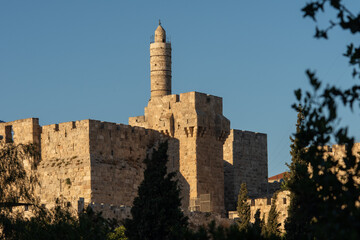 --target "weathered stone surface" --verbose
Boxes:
[129,91,230,214]
[223,130,268,211]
